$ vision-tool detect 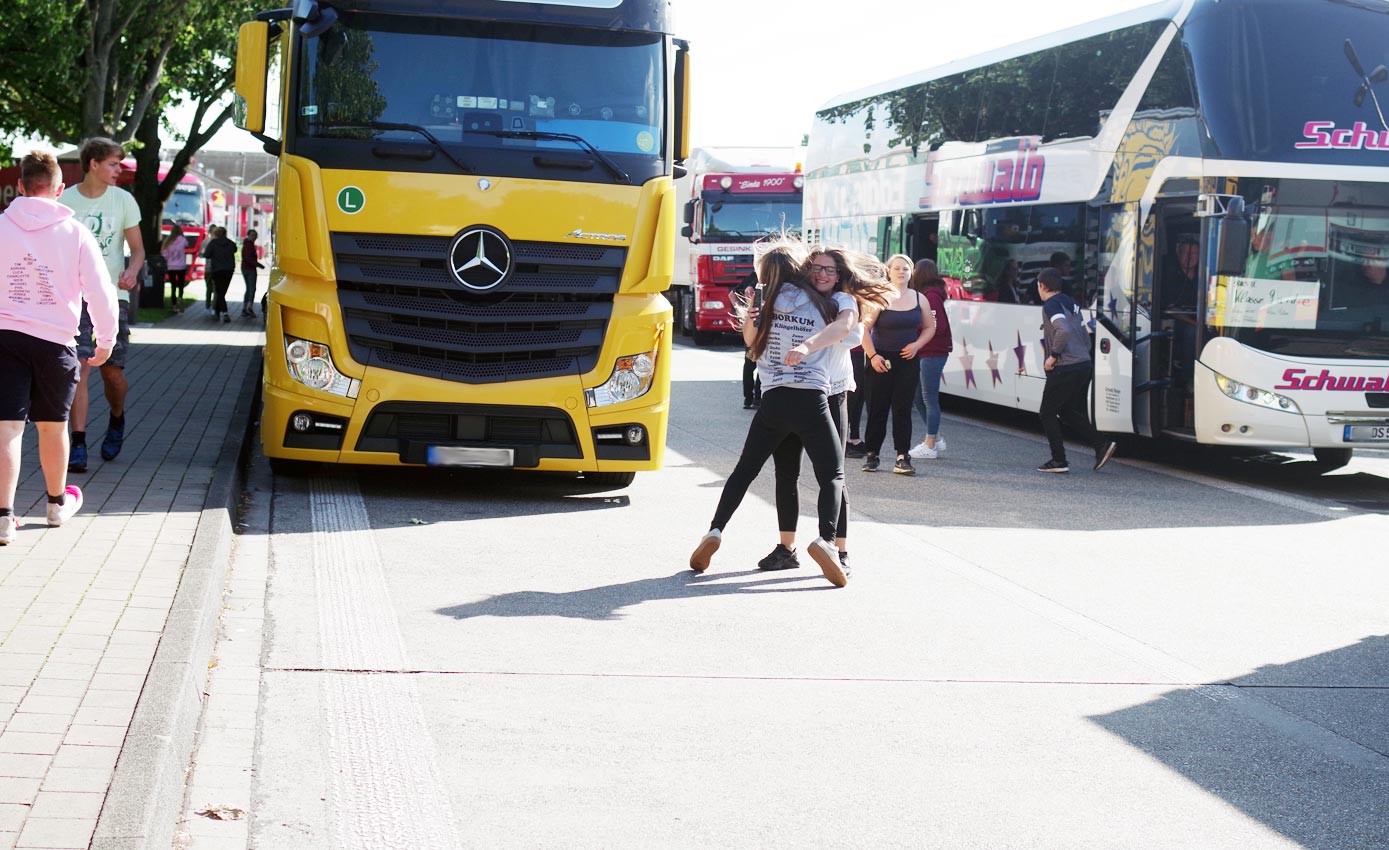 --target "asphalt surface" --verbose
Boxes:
[182,337,1388,850]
